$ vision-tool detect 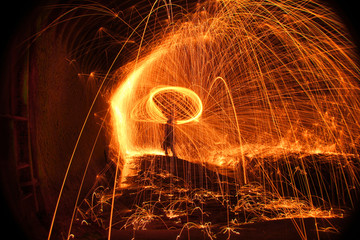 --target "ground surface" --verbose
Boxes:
[73,154,360,240]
